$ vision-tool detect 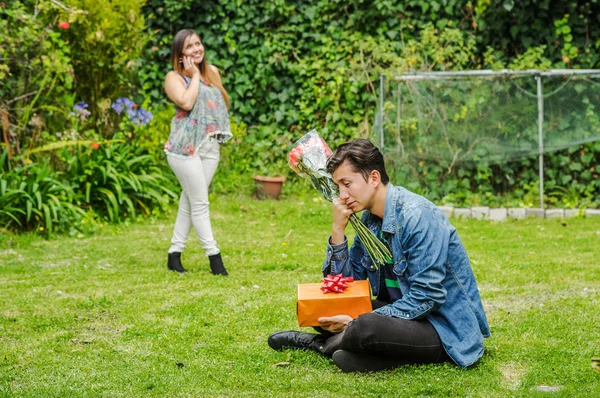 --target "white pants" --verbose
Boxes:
[167,139,220,256]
